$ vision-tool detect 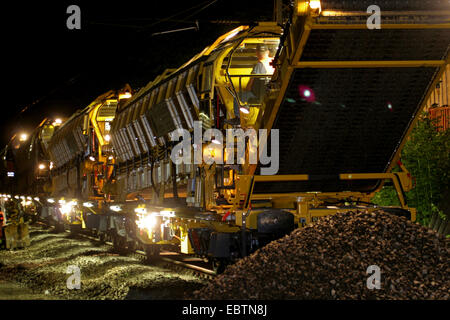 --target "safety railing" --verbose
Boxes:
[227,74,273,108]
